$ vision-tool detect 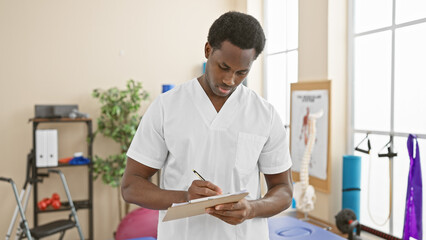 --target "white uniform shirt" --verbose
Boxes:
[127,78,292,240]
